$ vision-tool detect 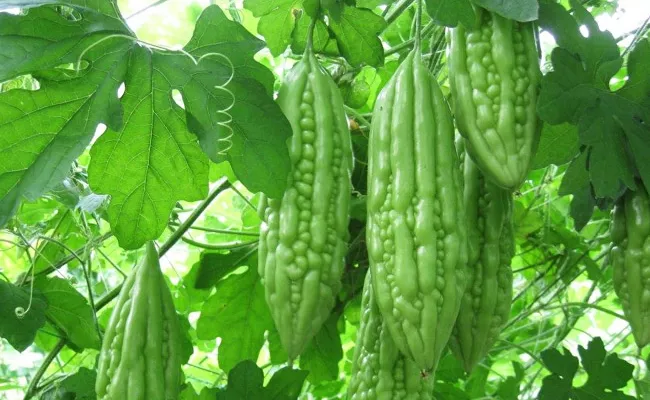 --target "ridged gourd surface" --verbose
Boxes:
[95,242,182,400]
[258,48,353,360]
[448,8,541,190]
[449,150,514,373]
[348,273,434,400]
[366,50,468,372]
[611,184,650,348]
